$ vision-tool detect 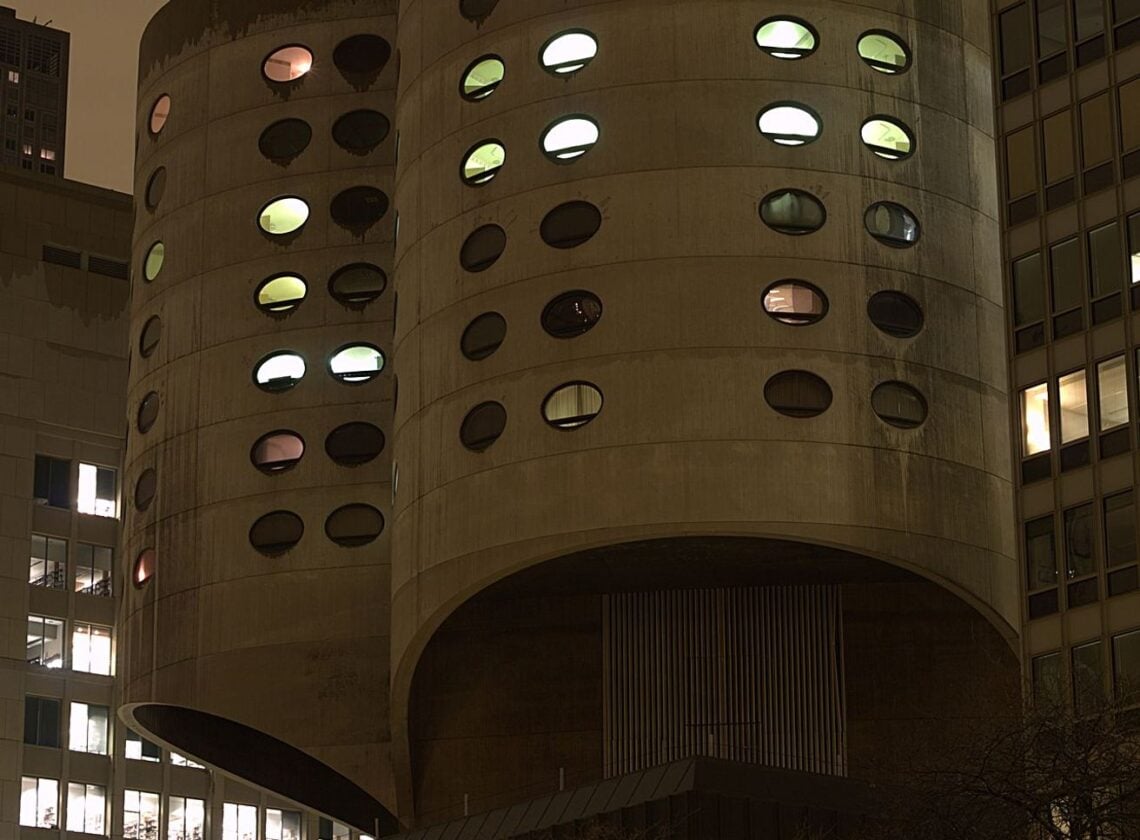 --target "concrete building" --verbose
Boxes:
[0,6,68,176]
